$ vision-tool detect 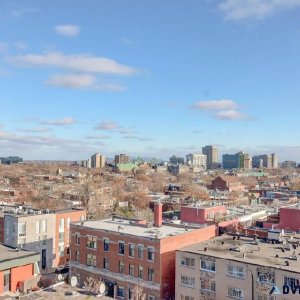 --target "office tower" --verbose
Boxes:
[252,154,278,168]
[169,155,184,165]
[115,154,129,165]
[271,153,278,168]
[222,152,251,169]
[91,153,105,168]
[202,146,219,169]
